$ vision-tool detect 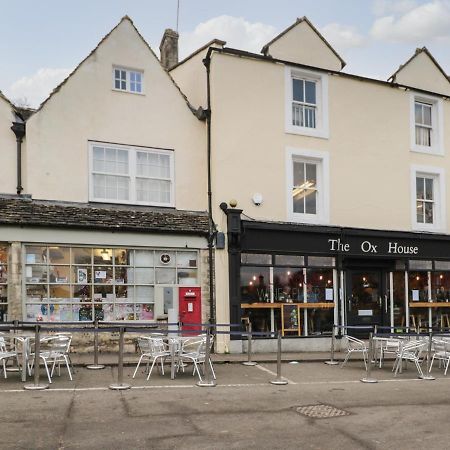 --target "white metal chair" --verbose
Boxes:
[132,336,171,380]
[176,335,216,381]
[375,337,403,368]
[28,335,73,383]
[430,338,450,375]
[0,335,20,379]
[393,340,427,377]
[341,335,368,370]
